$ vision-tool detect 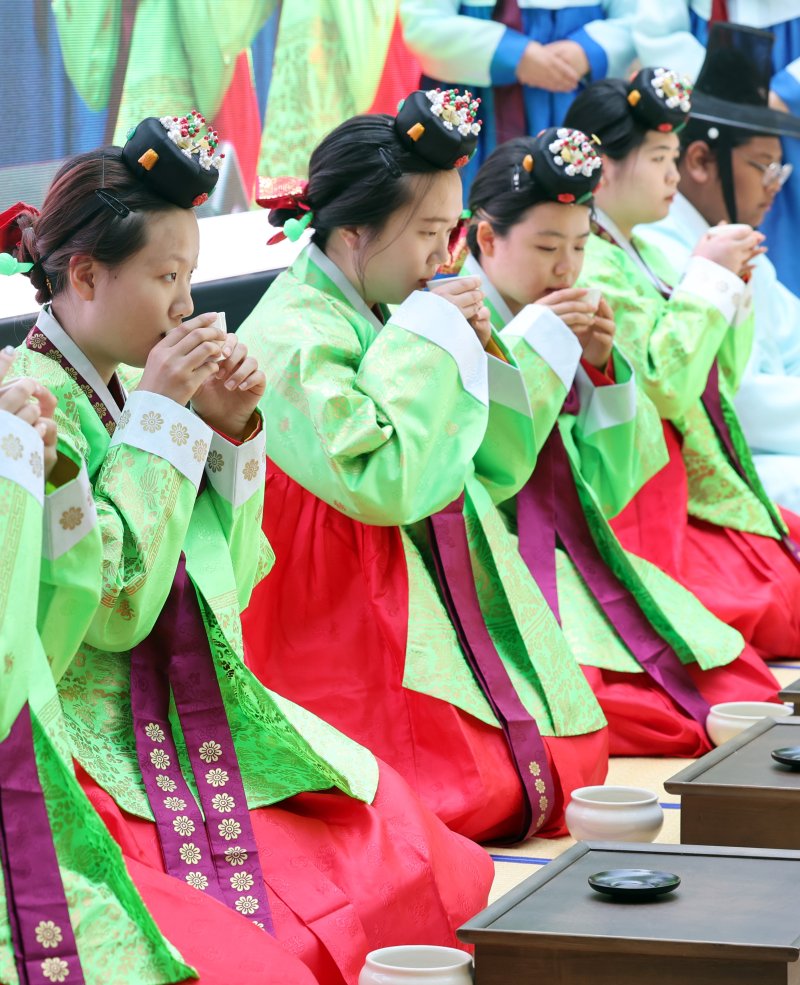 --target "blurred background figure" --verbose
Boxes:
[400,0,639,191]
[633,0,800,296]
